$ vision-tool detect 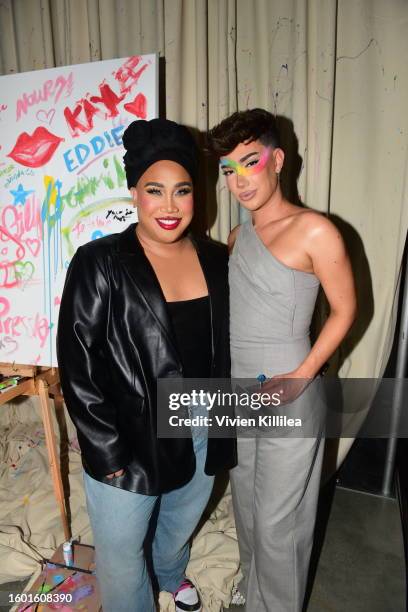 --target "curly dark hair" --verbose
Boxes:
[207,108,281,157]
